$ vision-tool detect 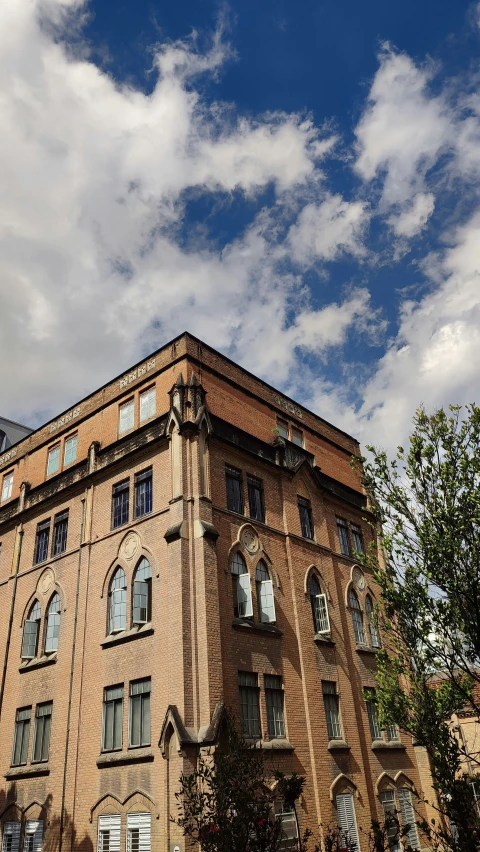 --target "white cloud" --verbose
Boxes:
[388,192,435,238]
[354,48,450,212]
[287,194,369,265]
